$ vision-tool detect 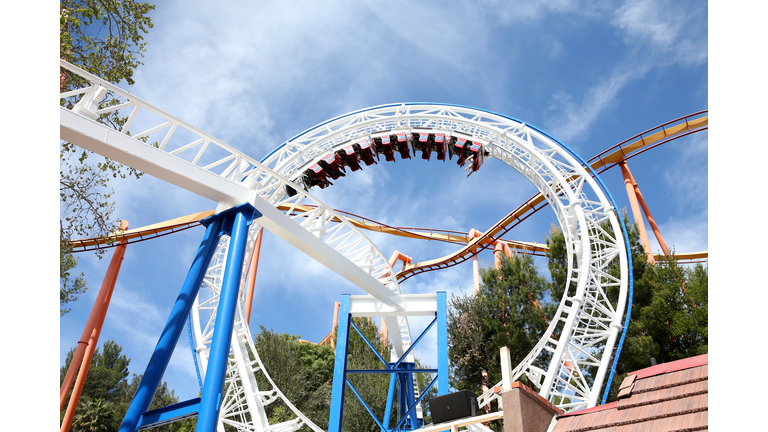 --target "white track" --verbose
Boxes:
[59,59,629,429]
